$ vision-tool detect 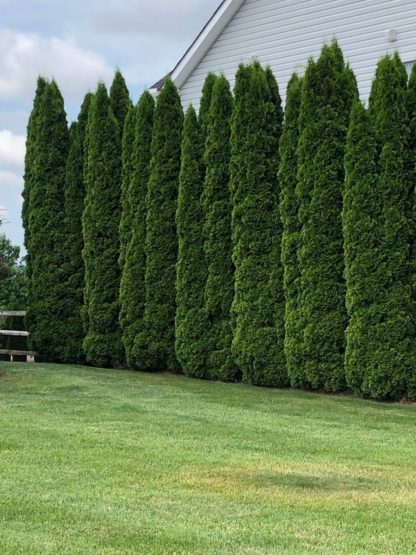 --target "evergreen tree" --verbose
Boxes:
[119,105,138,272]
[120,91,155,368]
[407,64,416,400]
[175,106,207,377]
[82,83,123,367]
[279,74,303,387]
[109,70,132,134]
[343,101,379,394]
[0,234,27,352]
[61,93,93,362]
[0,234,27,310]
[199,73,217,148]
[27,81,69,360]
[230,62,287,387]
[134,79,183,371]
[264,66,287,385]
[22,77,47,283]
[203,75,238,381]
[357,54,415,400]
[296,42,356,392]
